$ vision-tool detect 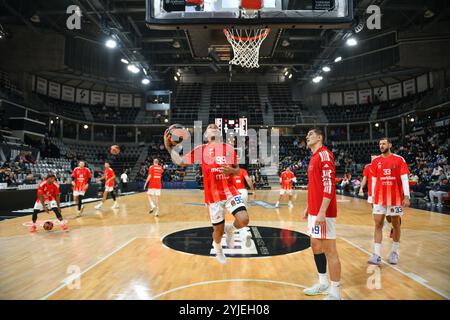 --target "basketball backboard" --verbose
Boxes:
[146,0,354,29]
